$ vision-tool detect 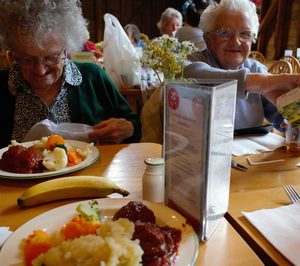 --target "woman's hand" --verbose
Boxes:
[245,73,300,105]
[89,118,134,144]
